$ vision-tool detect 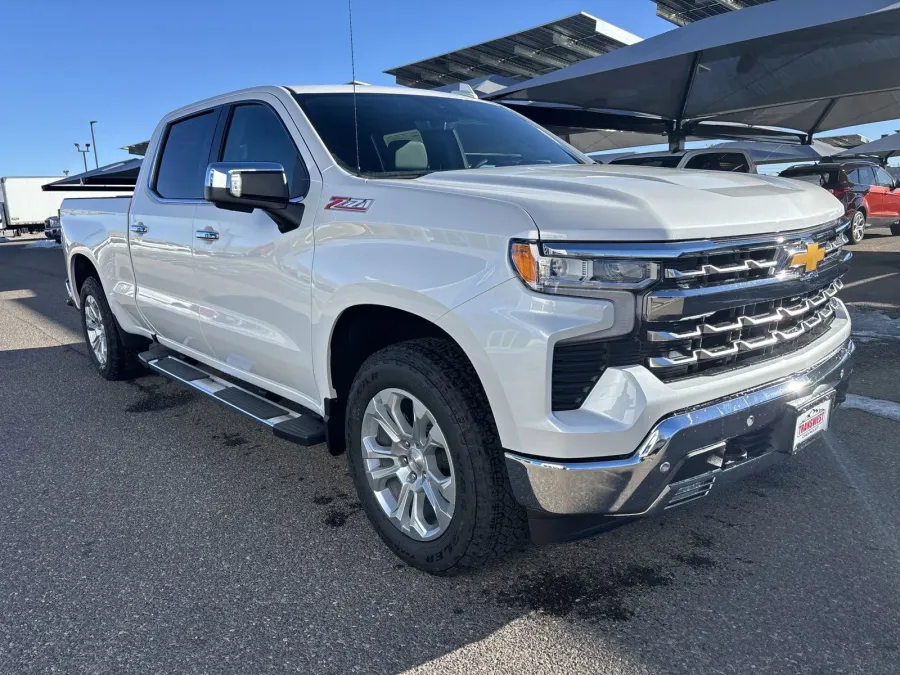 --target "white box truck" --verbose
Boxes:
[0,176,67,233]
